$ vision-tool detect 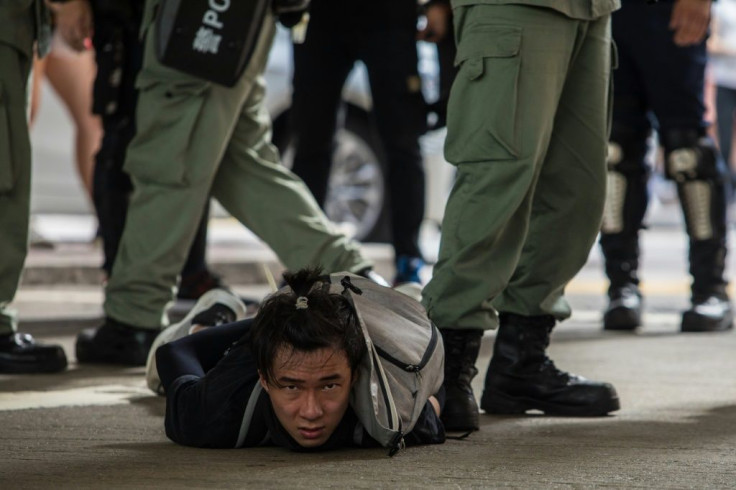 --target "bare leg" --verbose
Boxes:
[44,44,102,199]
[28,54,47,126]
